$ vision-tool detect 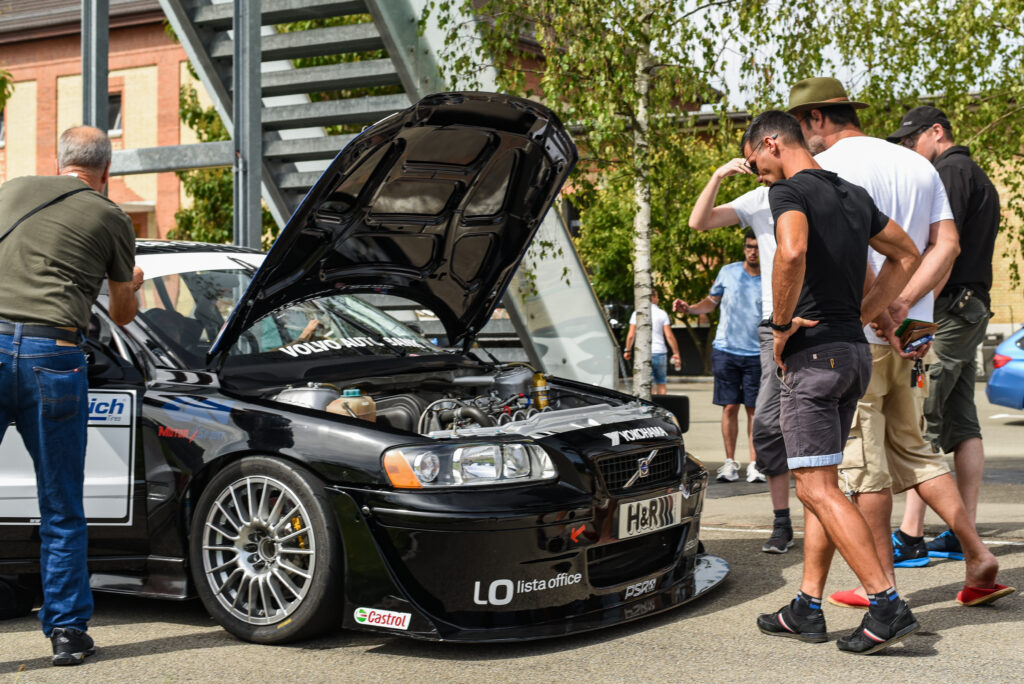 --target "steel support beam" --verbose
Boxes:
[82,0,110,132]
[233,0,263,249]
[110,142,235,175]
[365,0,444,100]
